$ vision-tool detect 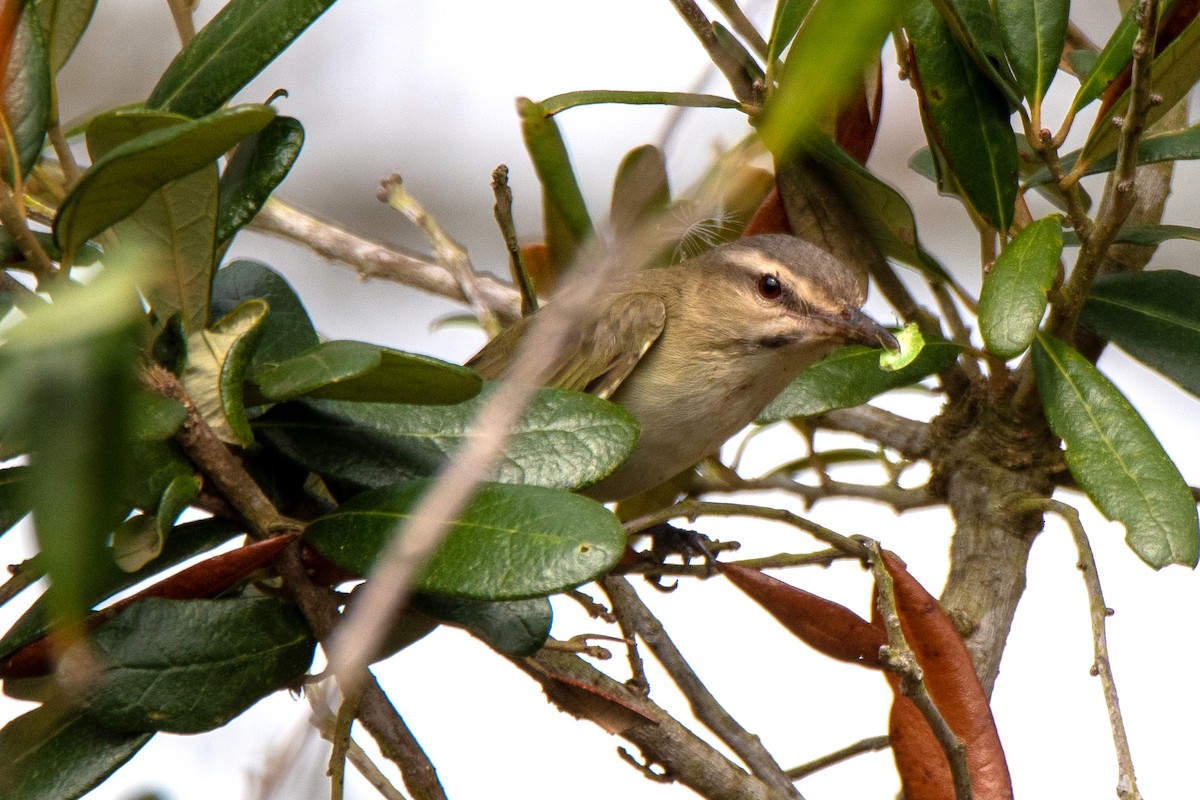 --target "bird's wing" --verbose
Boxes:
[466,292,666,400]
